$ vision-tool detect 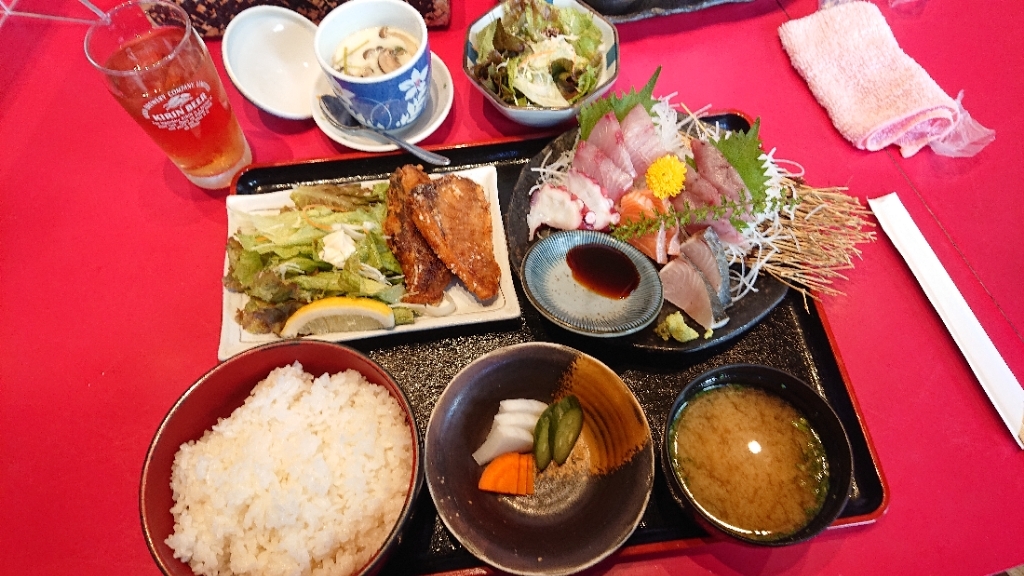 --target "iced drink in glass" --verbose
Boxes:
[85,1,251,189]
